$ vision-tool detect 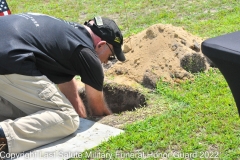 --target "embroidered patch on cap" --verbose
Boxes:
[114,37,121,43]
